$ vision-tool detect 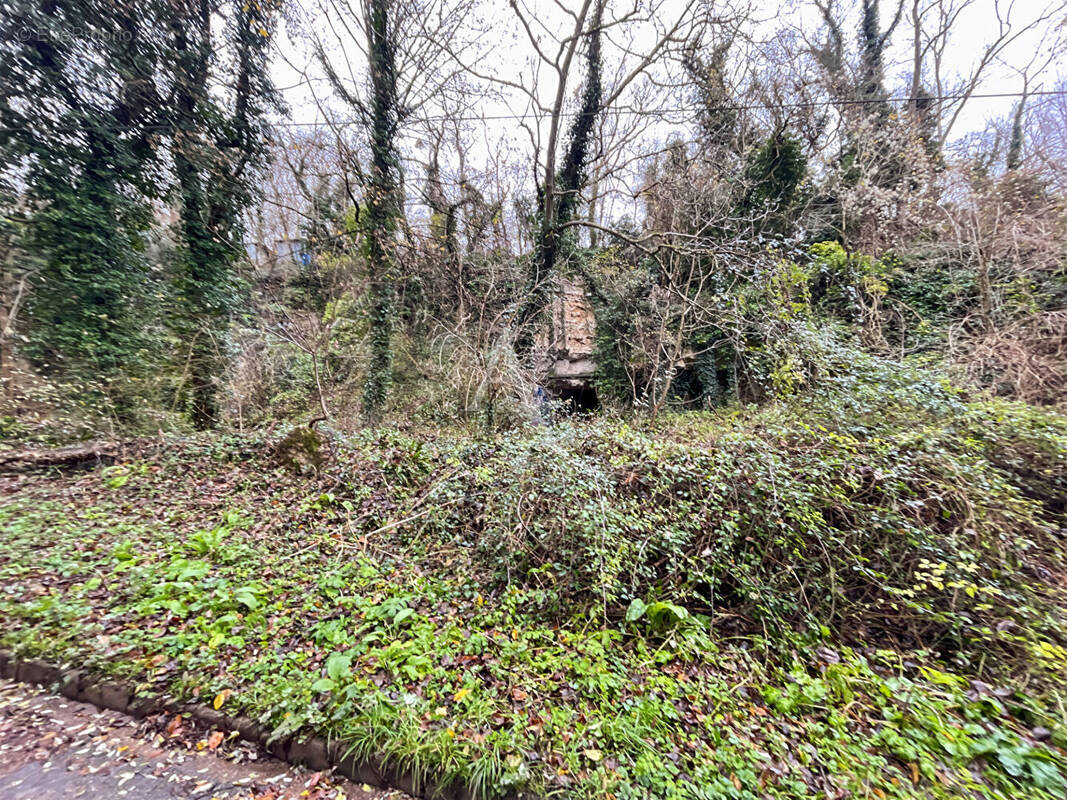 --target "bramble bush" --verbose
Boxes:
[354,355,1067,687]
